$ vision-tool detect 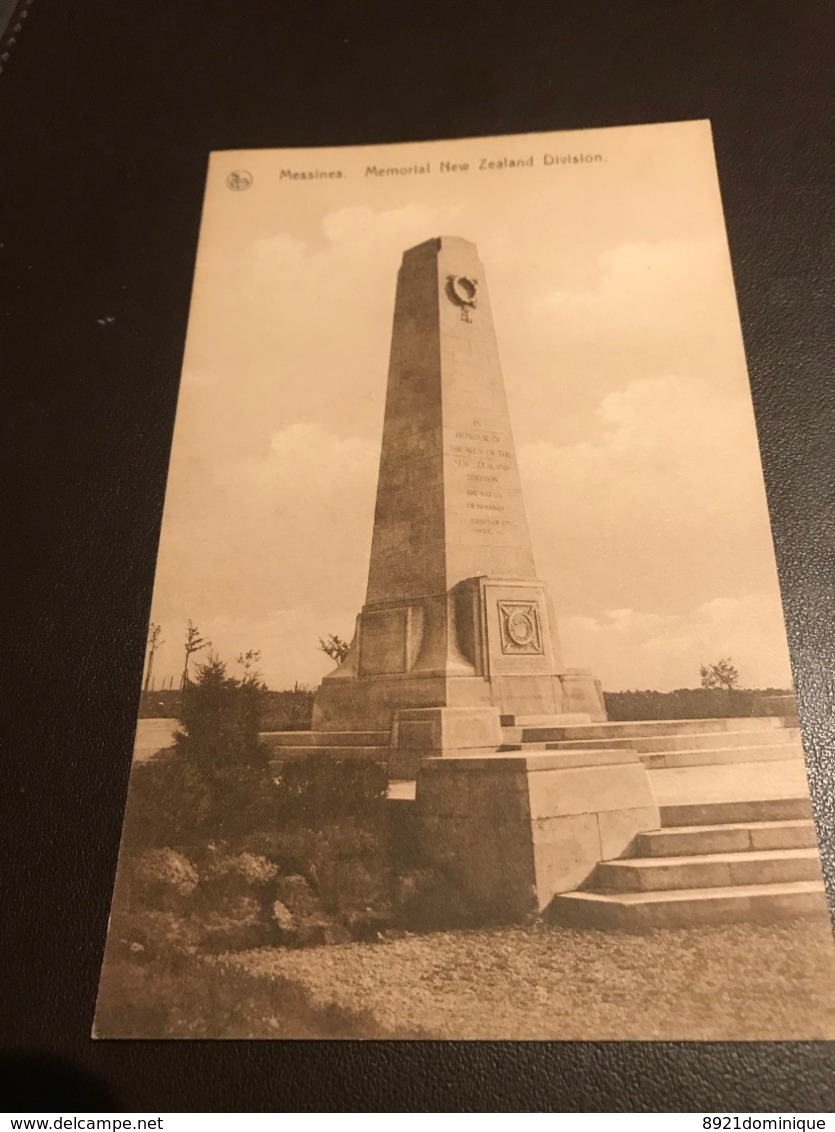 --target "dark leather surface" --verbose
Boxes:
[0,0,24,52]
[2,0,835,1112]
